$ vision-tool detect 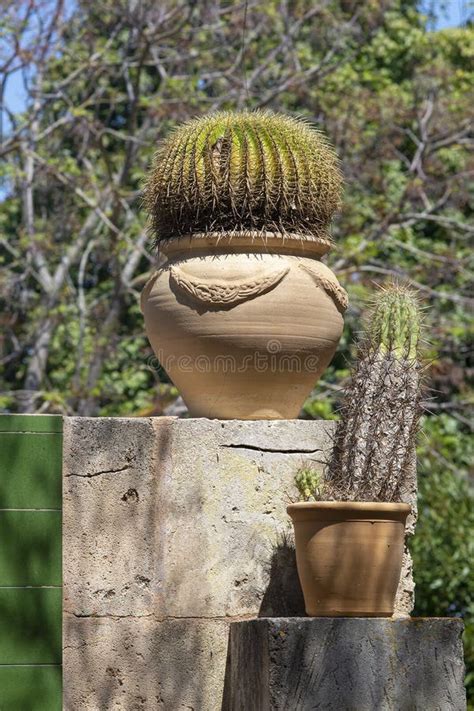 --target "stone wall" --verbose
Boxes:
[63,416,417,710]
